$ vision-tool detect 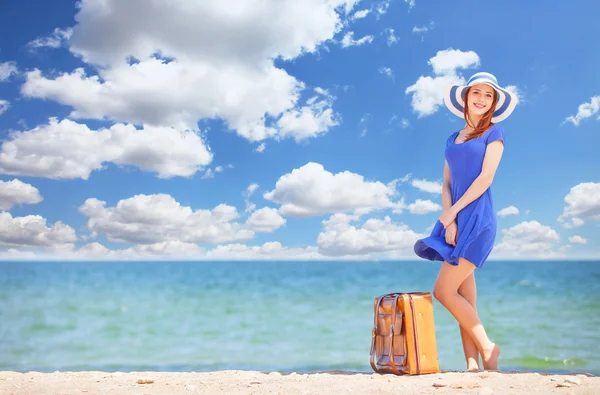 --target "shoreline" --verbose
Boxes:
[1,369,599,395]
